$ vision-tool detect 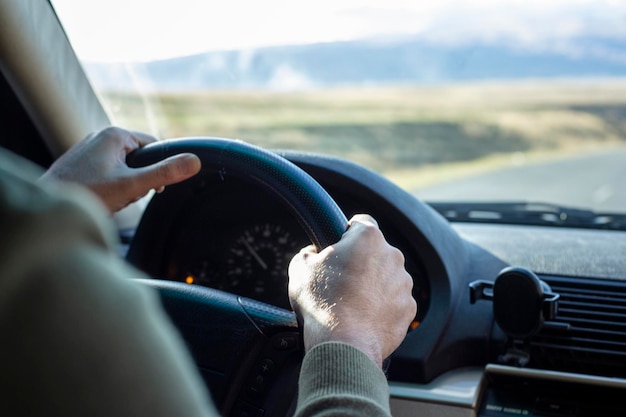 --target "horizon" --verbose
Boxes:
[52,0,626,64]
